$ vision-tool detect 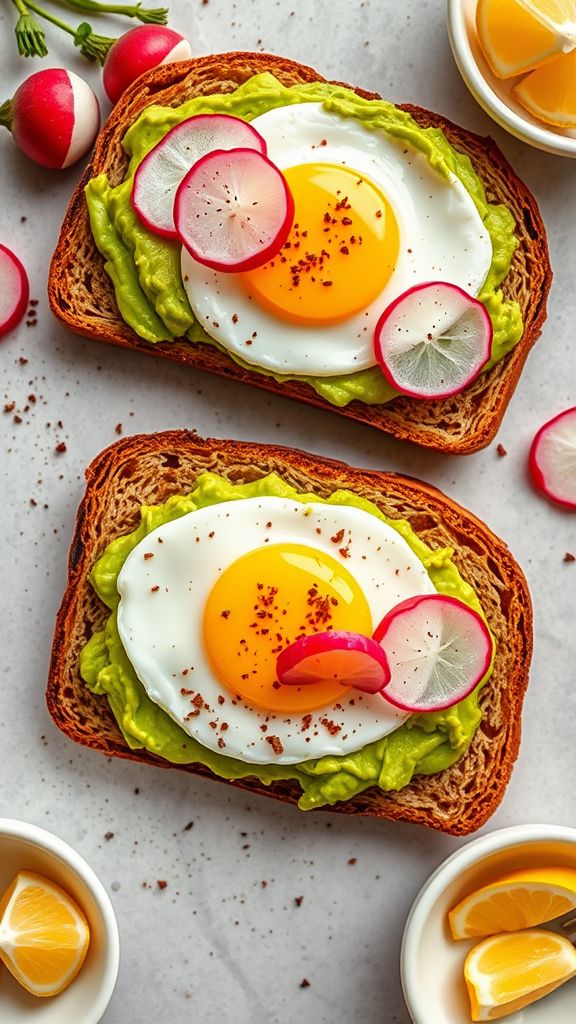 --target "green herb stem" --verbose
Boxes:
[10,0,48,57]
[25,1,116,62]
[59,0,168,24]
